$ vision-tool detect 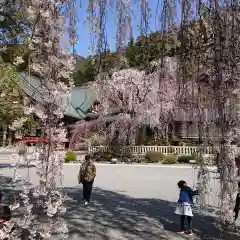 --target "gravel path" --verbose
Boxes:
[0,163,239,239]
